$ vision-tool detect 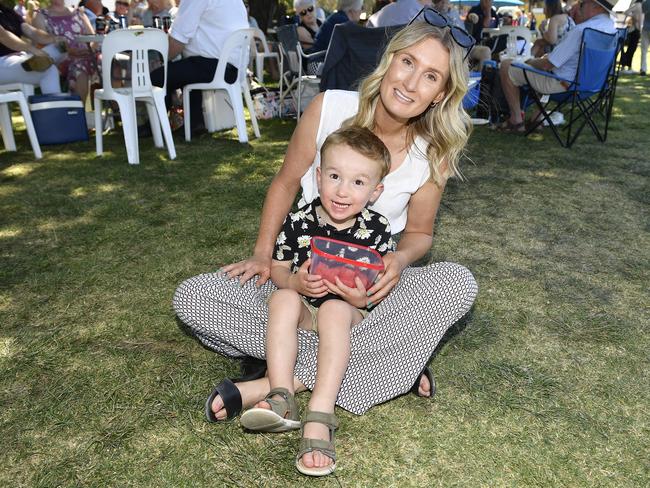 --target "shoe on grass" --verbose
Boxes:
[240,387,300,432]
[295,410,339,477]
